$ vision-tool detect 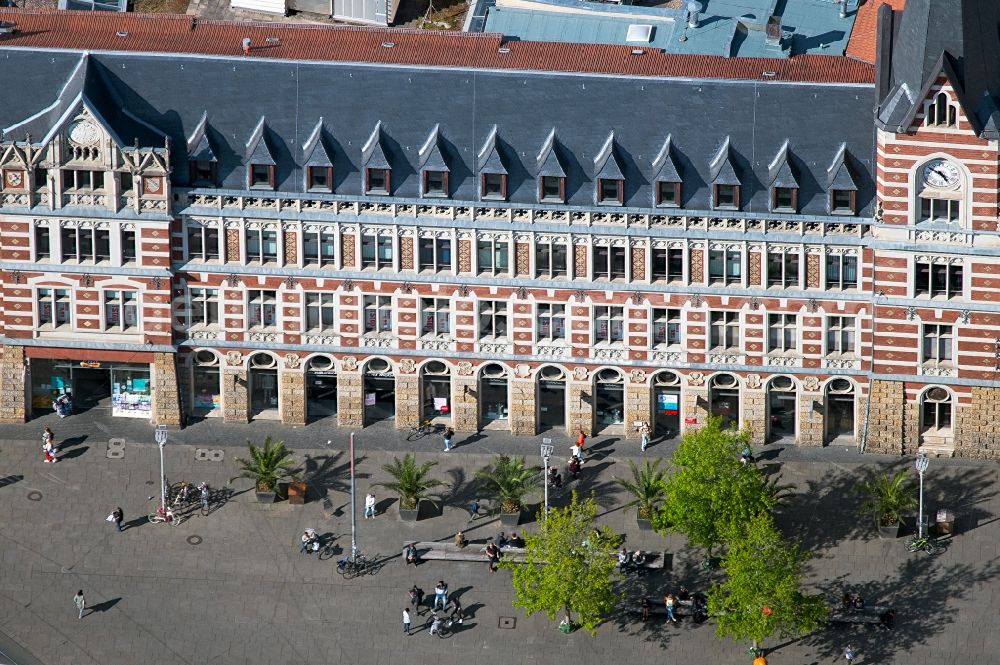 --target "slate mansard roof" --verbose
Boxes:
[0,36,876,217]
